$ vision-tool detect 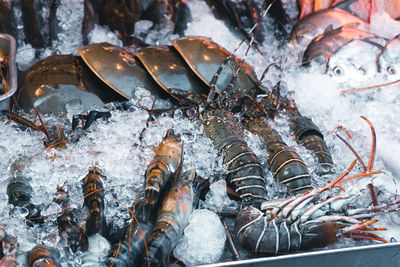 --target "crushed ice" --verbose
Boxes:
[3,0,400,265]
[203,180,238,212]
